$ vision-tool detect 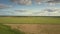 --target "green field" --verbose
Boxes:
[0,16,60,24]
[0,16,60,34]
